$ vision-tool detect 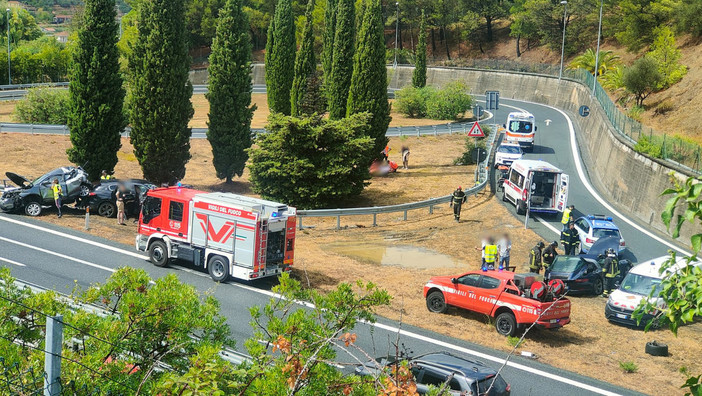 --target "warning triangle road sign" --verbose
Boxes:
[467,122,485,137]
